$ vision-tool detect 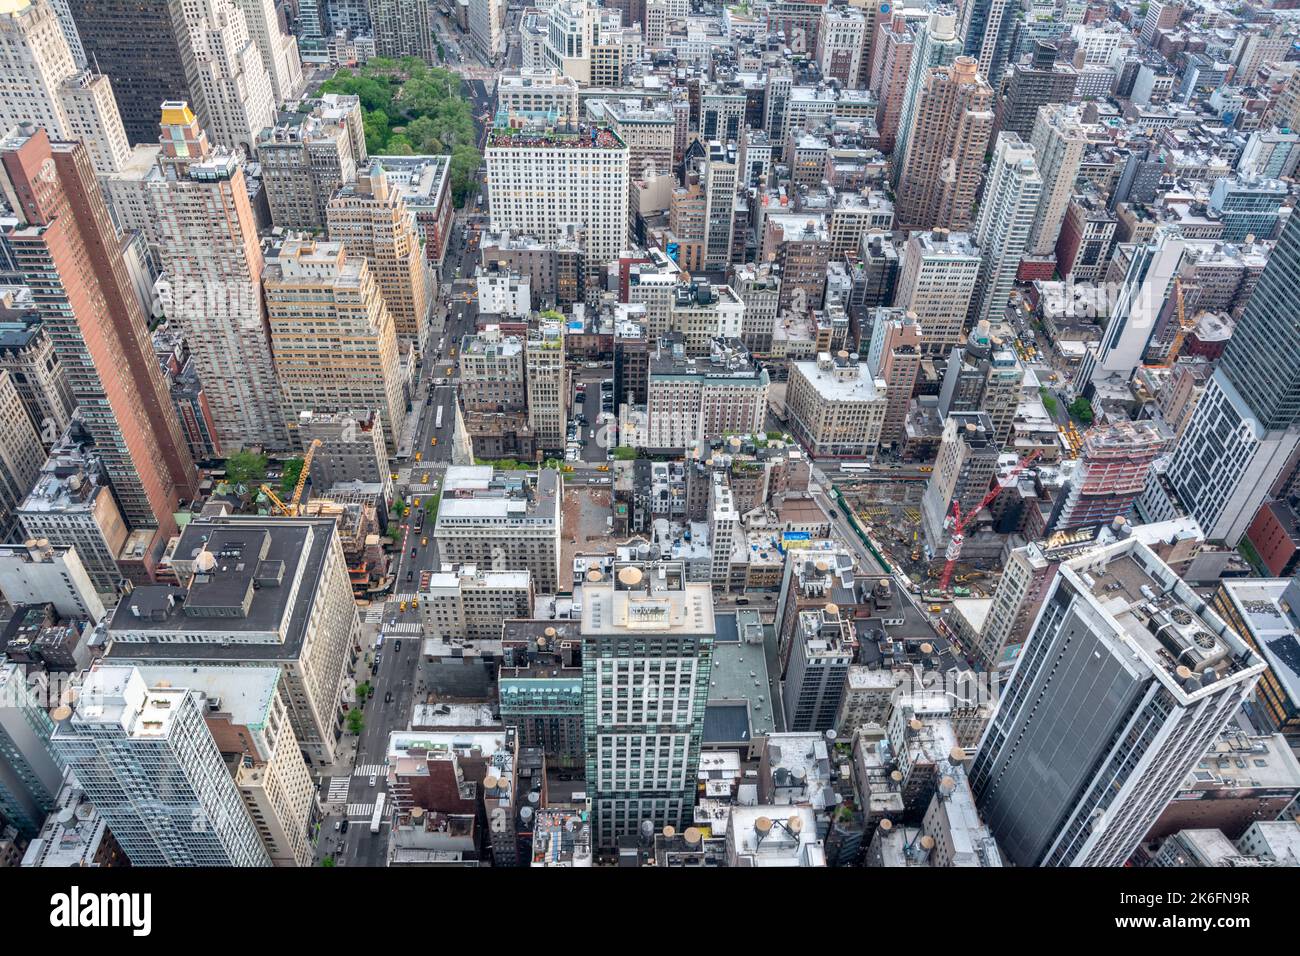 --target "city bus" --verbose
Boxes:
[840,461,873,473]
[434,406,444,430]
[369,791,387,834]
